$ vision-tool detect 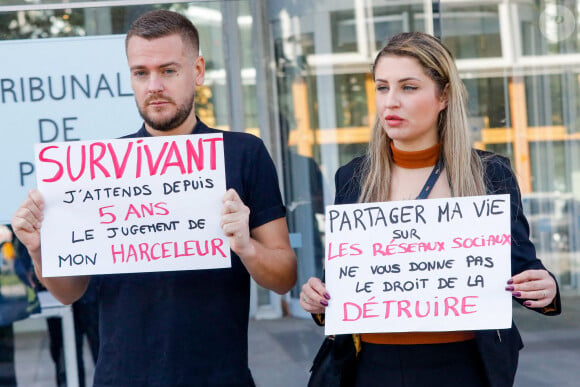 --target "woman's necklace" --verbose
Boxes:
[391,142,443,199]
[390,142,440,168]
